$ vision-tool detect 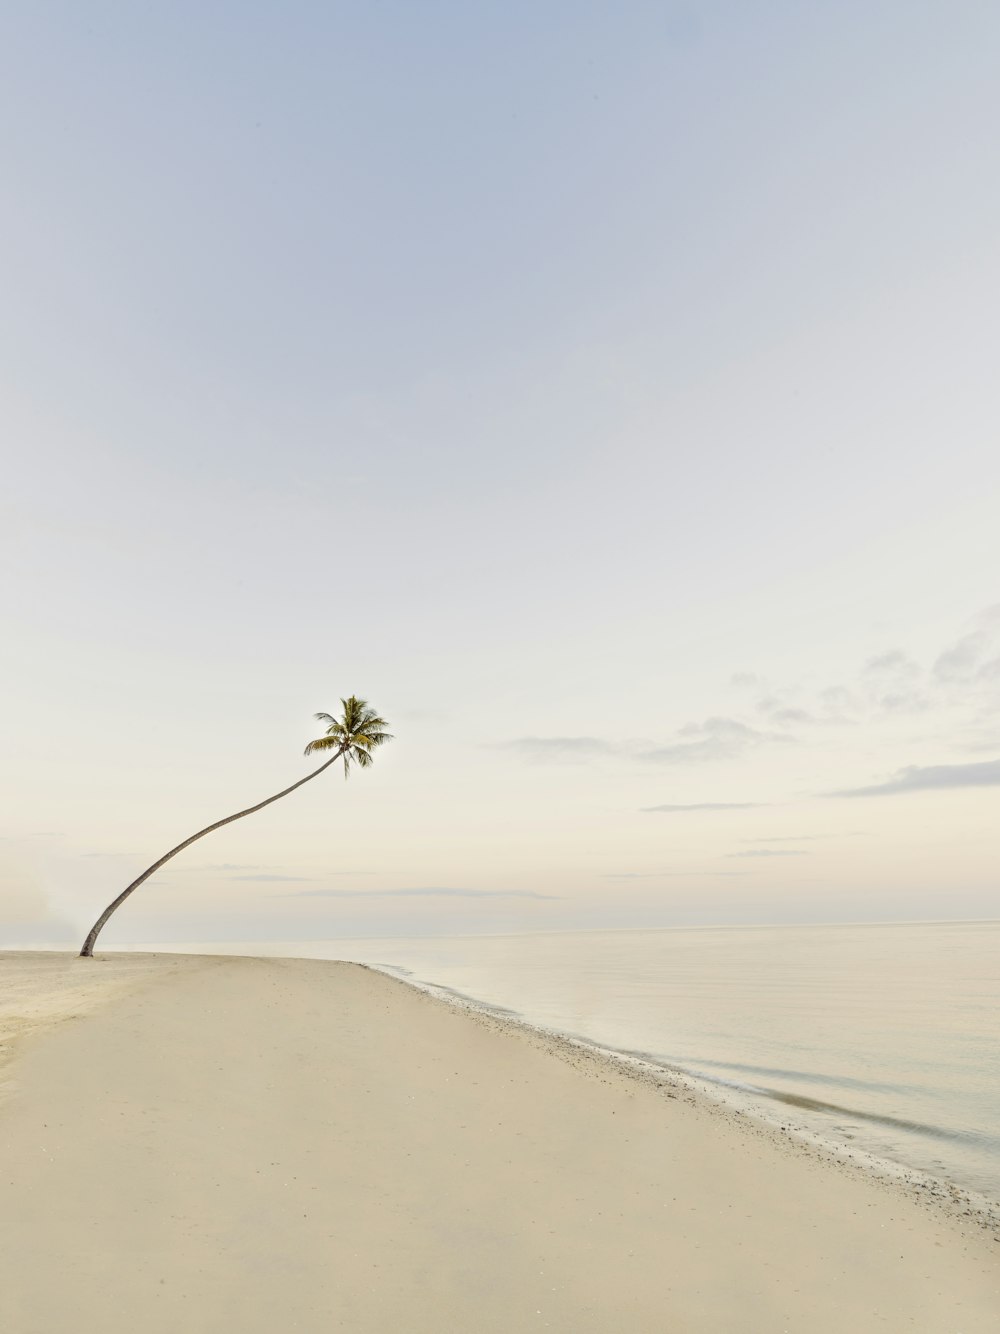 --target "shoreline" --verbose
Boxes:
[1,950,998,1331]
[112,921,1000,1211]
[370,959,1000,1236]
